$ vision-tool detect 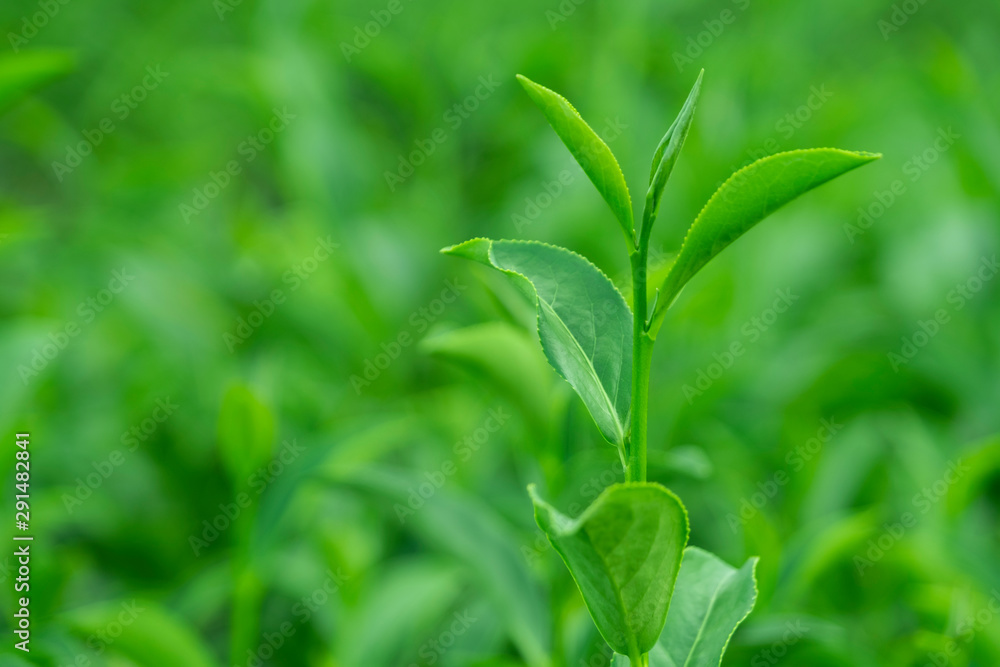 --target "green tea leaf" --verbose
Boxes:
[217,384,275,487]
[642,70,703,242]
[649,148,880,336]
[656,547,758,666]
[609,547,758,667]
[0,50,75,114]
[517,74,634,242]
[529,482,689,657]
[443,238,632,446]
